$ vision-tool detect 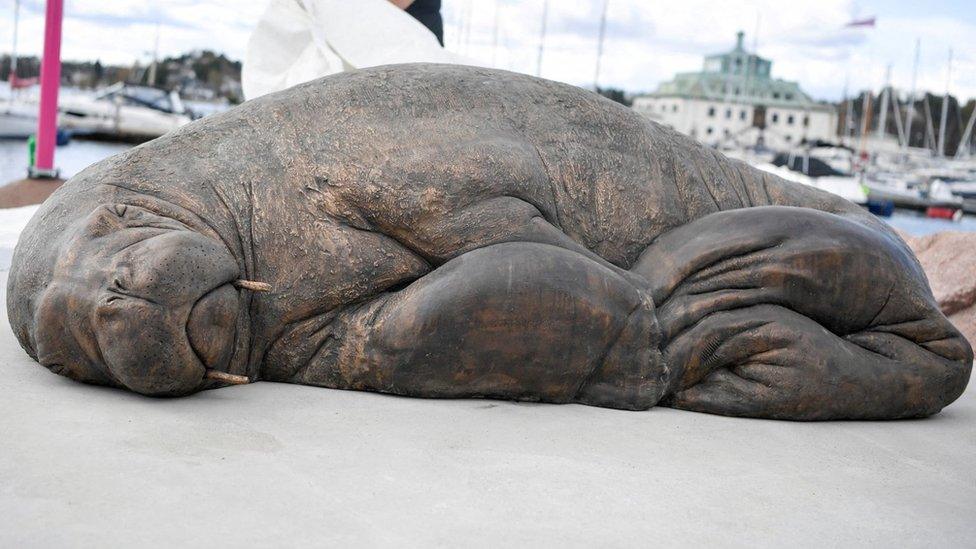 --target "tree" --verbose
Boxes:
[596,86,631,106]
